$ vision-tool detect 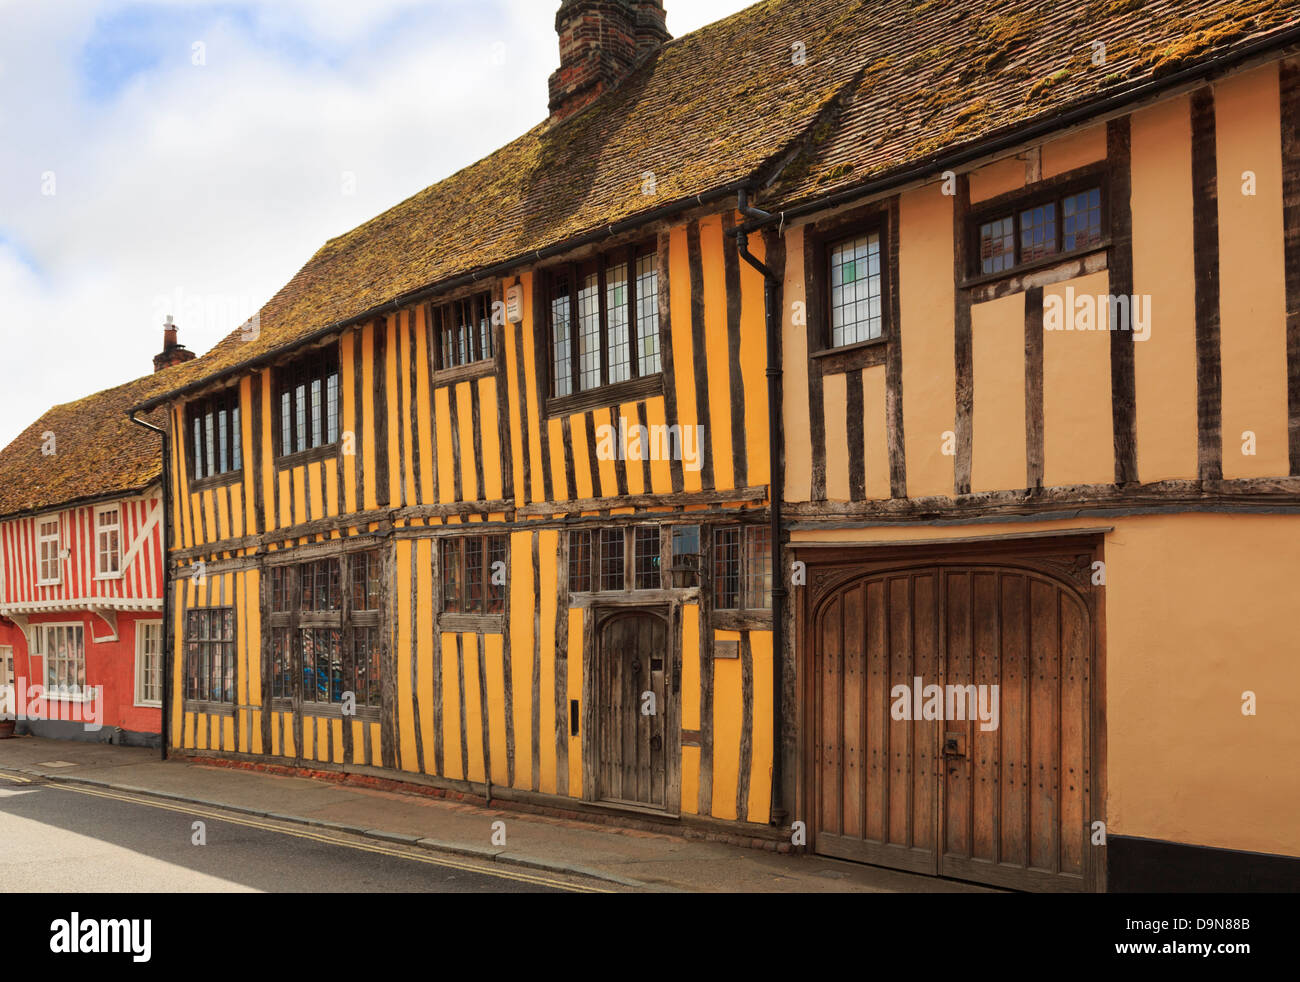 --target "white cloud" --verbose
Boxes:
[0,0,757,449]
